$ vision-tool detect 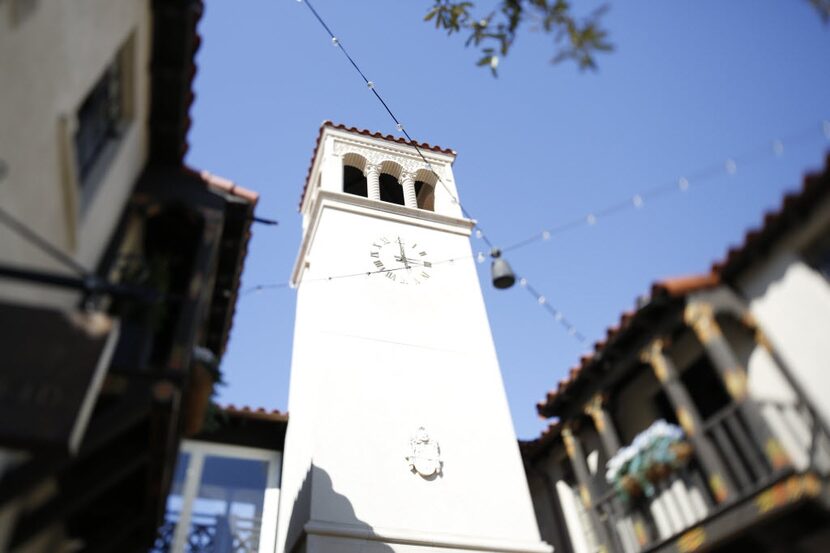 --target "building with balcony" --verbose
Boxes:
[0,1,260,551]
[522,155,830,553]
[151,405,287,553]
